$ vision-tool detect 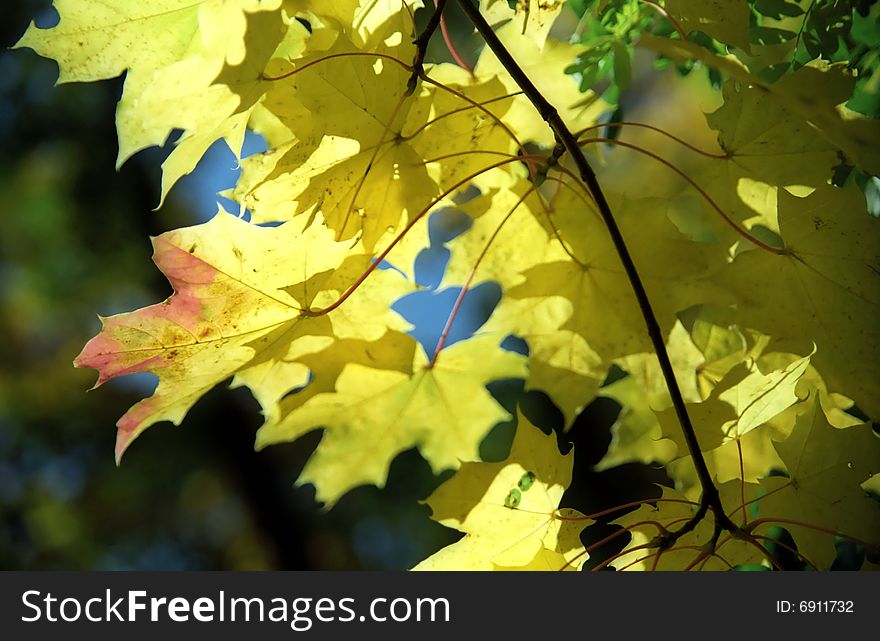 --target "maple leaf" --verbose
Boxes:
[665,0,752,52]
[688,79,840,236]
[483,189,726,425]
[232,23,442,255]
[74,208,412,462]
[233,31,528,270]
[255,334,527,506]
[665,352,862,498]
[591,308,804,475]
[660,347,827,499]
[658,350,812,455]
[15,0,207,85]
[770,61,880,177]
[405,66,519,197]
[641,37,880,175]
[480,0,567,49]
[282,0,361,30]
[147,3,295,202]
[684,309,859,429]
[414,413,591,570]
[760,352,862,431]
[596,374,678,471]
[475,22,609,147]
[754,397,880,569]
[16,0,297,200]
[441,179,555,292]
[717,185,880,419]
[235,330,418,428]
[686,306,750,397]
[287,0,425,40]
[595,321,703,471]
